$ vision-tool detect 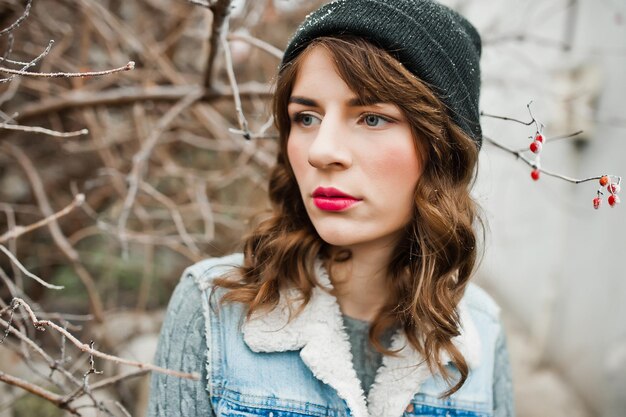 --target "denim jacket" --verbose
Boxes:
[178,253,503,417]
